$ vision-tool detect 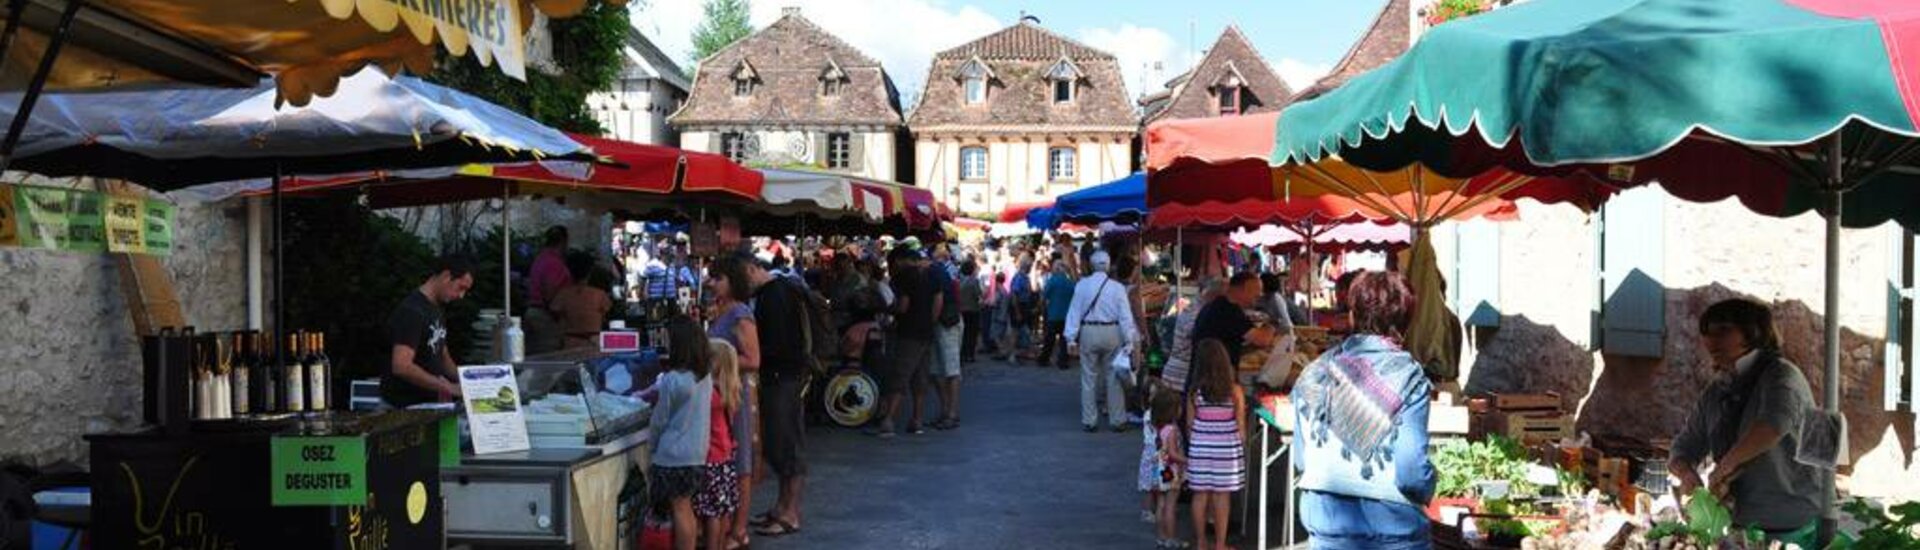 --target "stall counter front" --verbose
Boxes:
[443,348,656,549]
[86,409,452,549]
